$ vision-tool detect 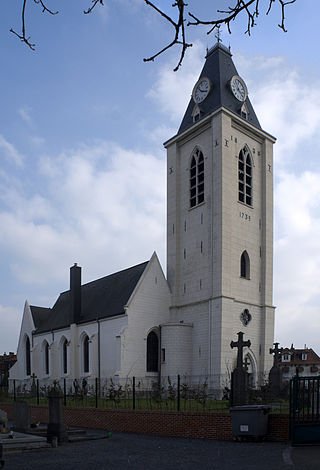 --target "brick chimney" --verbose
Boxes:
[70,263,82,324]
